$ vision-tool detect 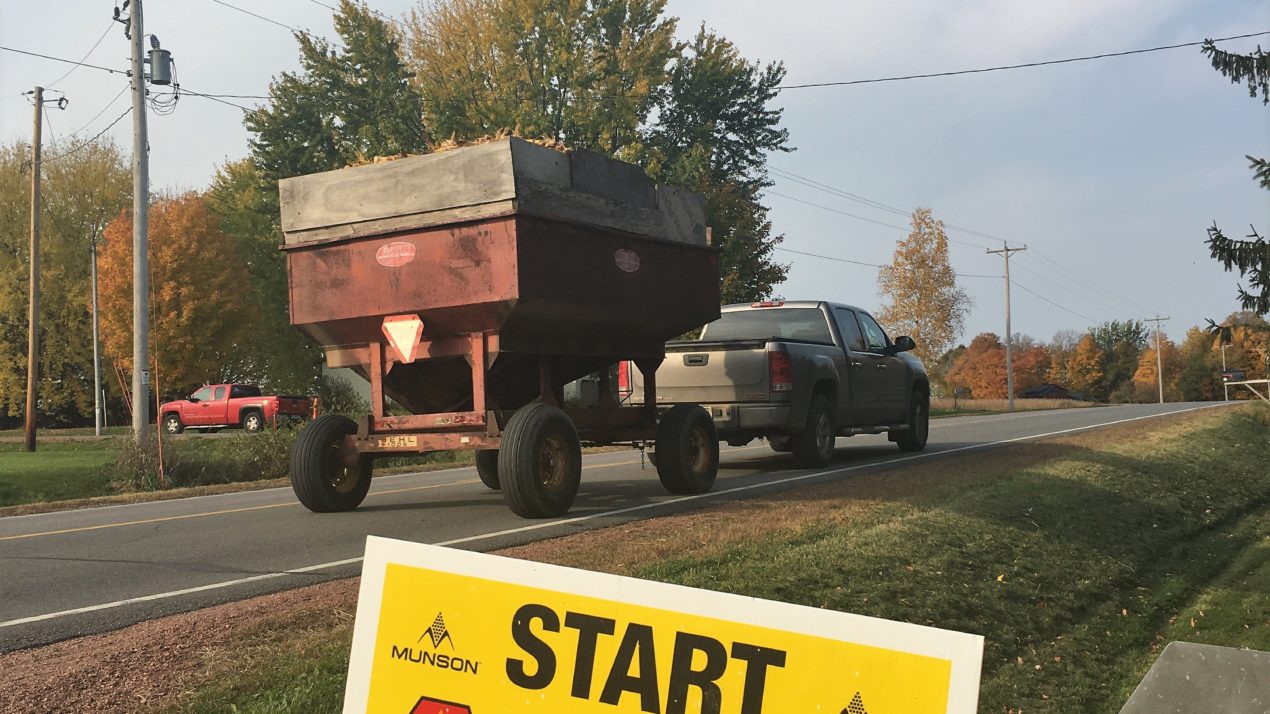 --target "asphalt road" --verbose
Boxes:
[0,402,1229,652]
